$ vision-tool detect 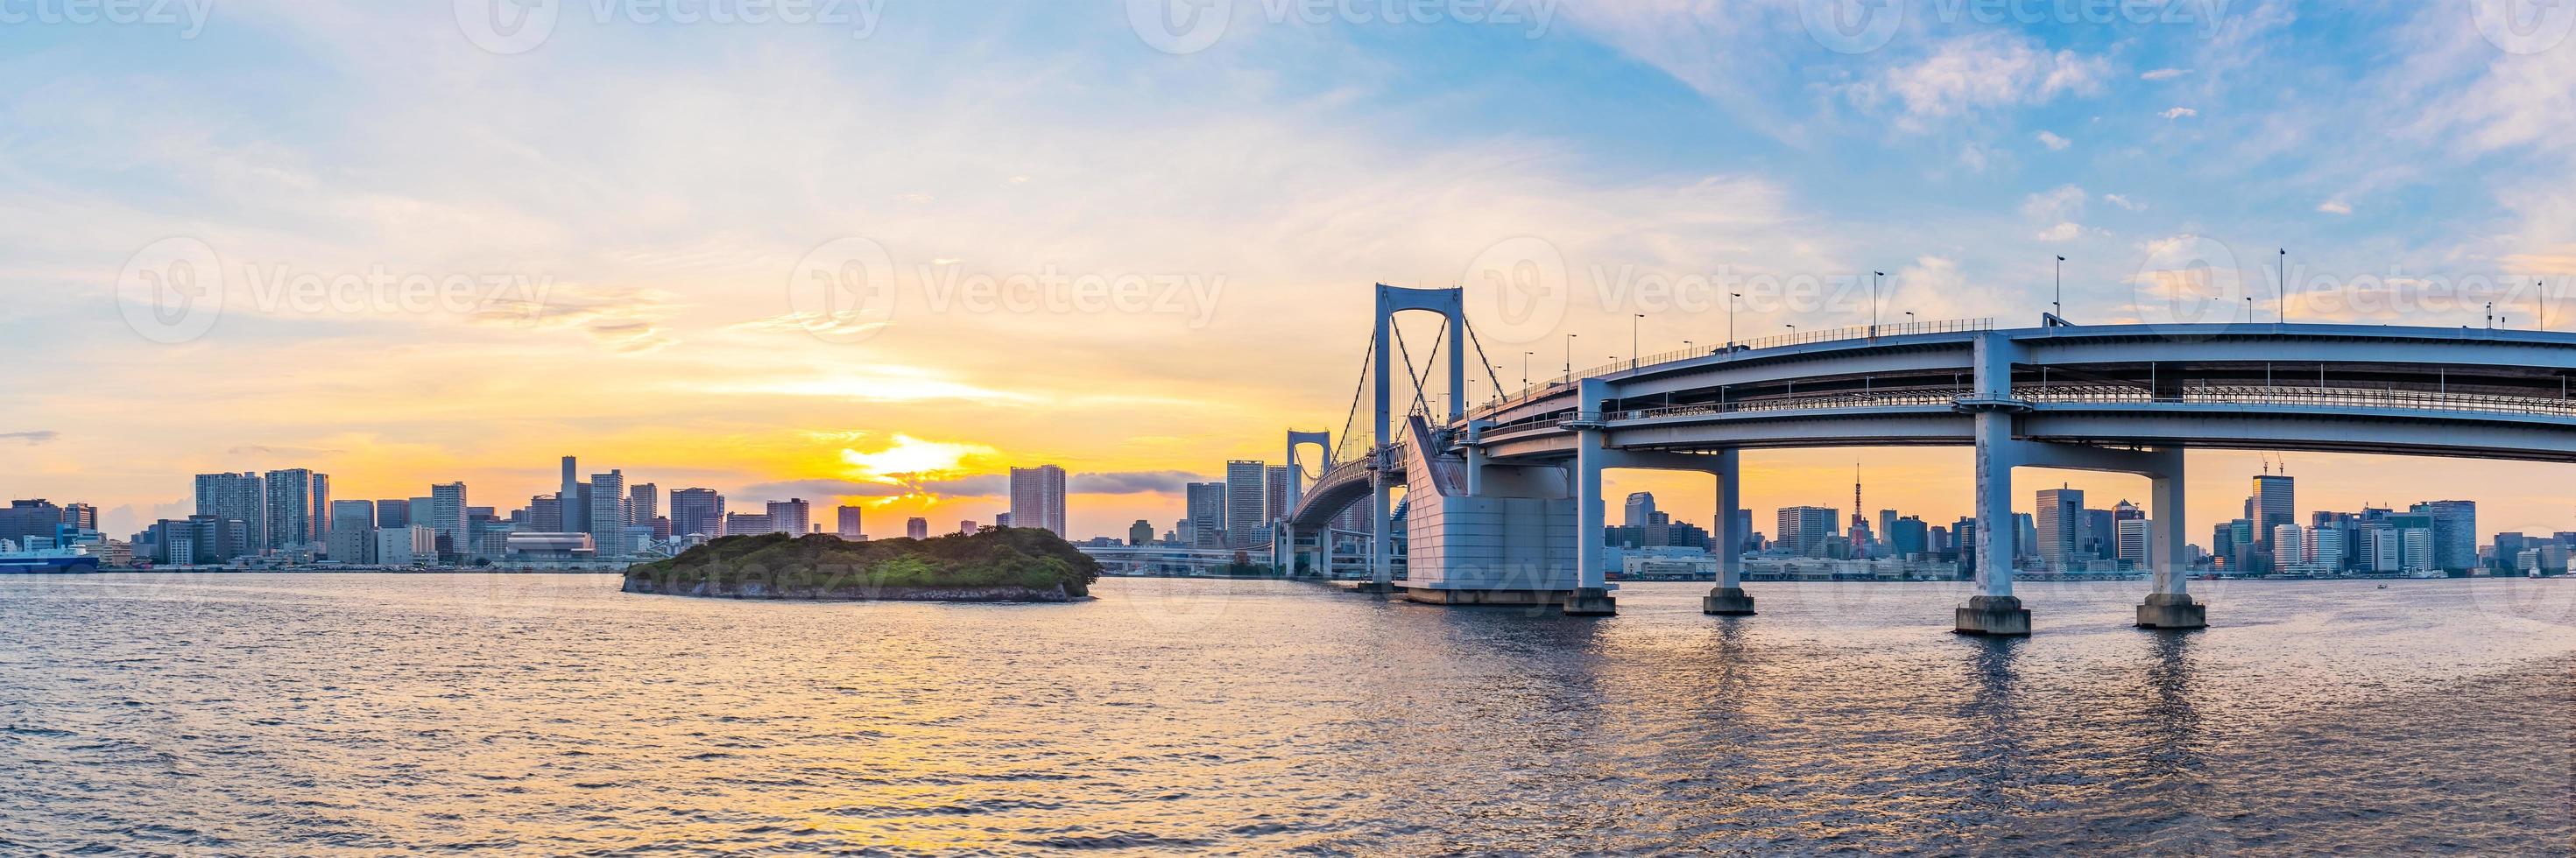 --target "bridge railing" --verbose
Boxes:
[1478,389,1976,437]
[1477,317,1995,415]
[2023,383,2576,418]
